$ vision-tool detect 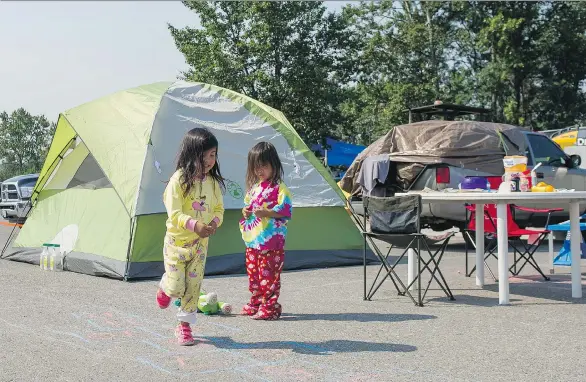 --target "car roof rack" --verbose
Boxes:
[405,101,492,123]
